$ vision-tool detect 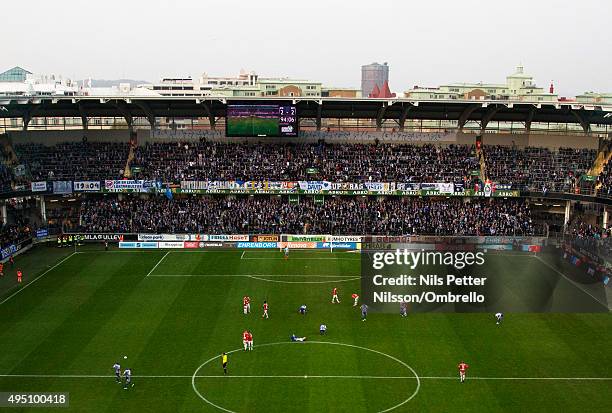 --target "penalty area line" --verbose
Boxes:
[146,251,171,277]
[0,252,77,306]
